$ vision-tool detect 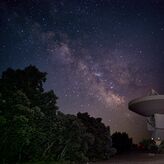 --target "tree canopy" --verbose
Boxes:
[111,132,133,153]
[0,65,115,163]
